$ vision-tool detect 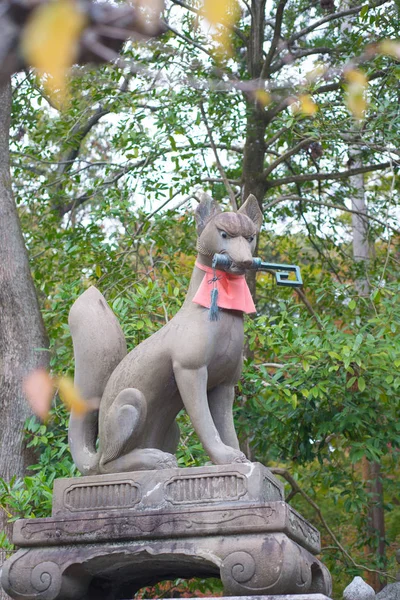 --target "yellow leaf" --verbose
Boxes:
[344,69,368,120]
[347,92,367,121]
[201,0,240,58]
[254,89,271,107]
[344,69,368,86]
[203,0,238,25]
[298,94,317,116]
[21,0,86,102]
[56,376,91,415]
[23,369,54,421]
[378,39,400,60]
